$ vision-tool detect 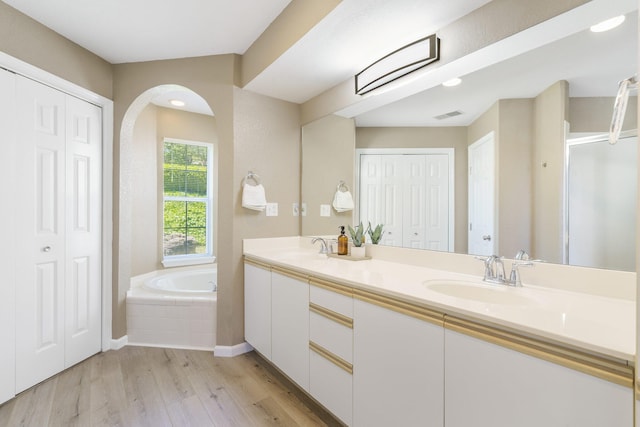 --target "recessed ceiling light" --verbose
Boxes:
[442,77,462,87]
[590,15,625,33]
[169,99,186,107]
